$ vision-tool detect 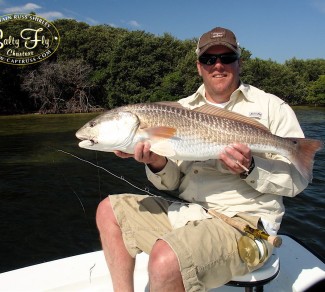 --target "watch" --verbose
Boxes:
[240,157,255,179]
